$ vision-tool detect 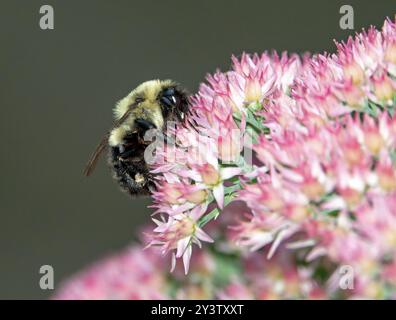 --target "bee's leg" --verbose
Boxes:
[135,118,156,131]
[114,142,139,160]
[146,174,157,193]
[119,148,136,159]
